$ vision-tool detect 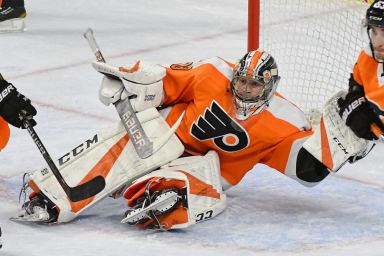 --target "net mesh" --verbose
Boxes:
[259,0,370,112]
